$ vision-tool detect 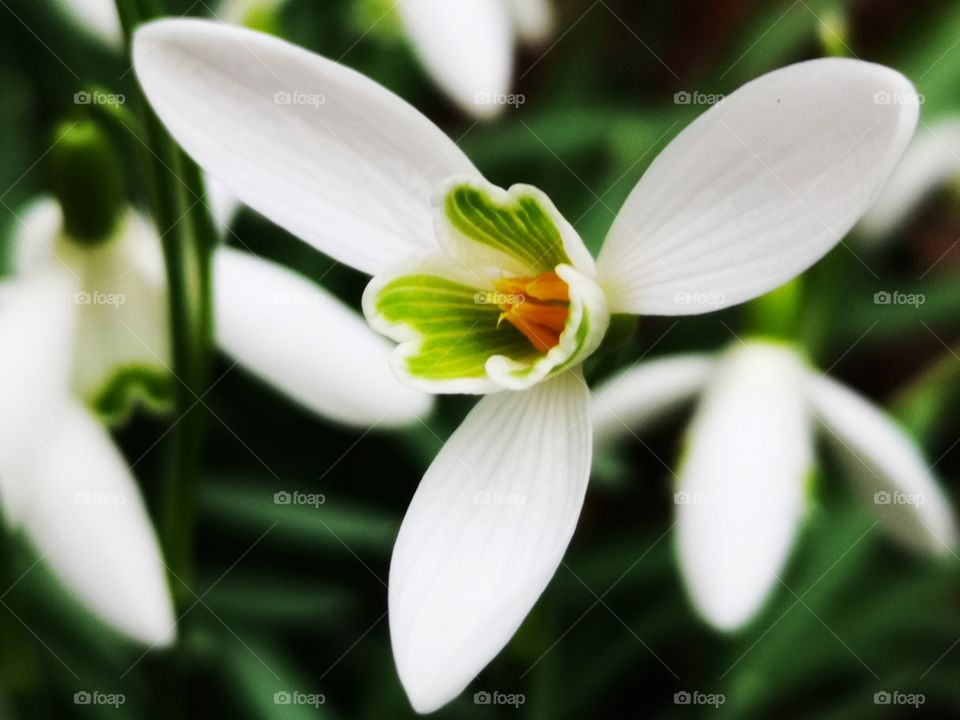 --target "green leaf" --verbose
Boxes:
[201,480,399,554]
